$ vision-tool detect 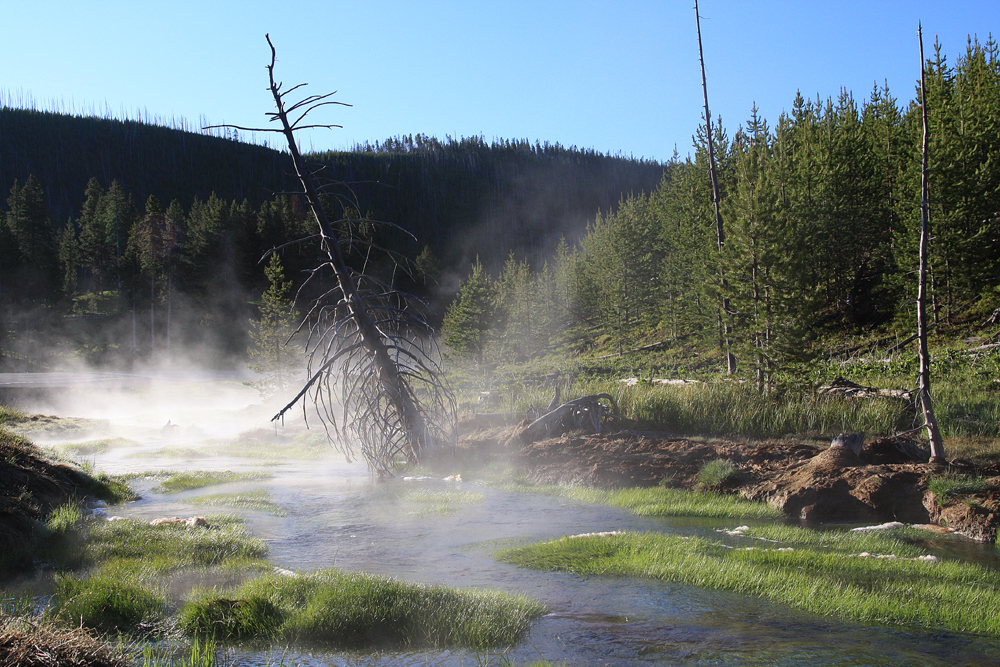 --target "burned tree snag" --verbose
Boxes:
[916,24,946,463]
[694,0,735,374]
[212,36,456,475]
